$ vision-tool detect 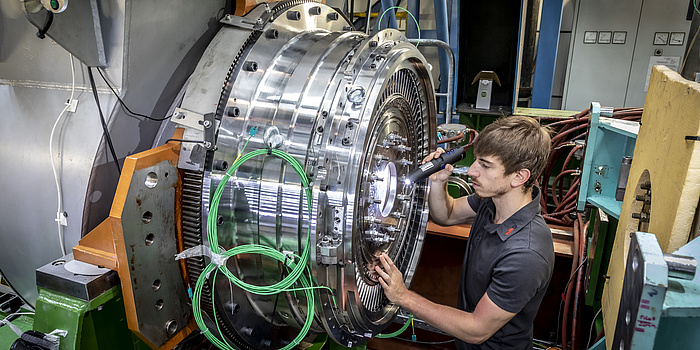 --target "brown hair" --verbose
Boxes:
[472,116,551,189]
